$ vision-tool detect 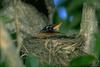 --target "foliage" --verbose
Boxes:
[96,9,100,23]
[25,54,40,67]
[94,33,100,66]
[0,61,6,67]
[69,55,96,67]
[52,0,83,33]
